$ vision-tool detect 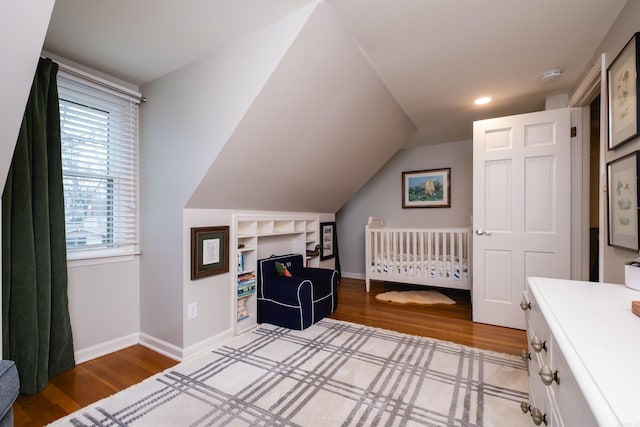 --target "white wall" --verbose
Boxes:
[182,209,234,356]
[139,4,315,350]
[67,259,140,363]
[337,140,473,278]
[578,1,640,284]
